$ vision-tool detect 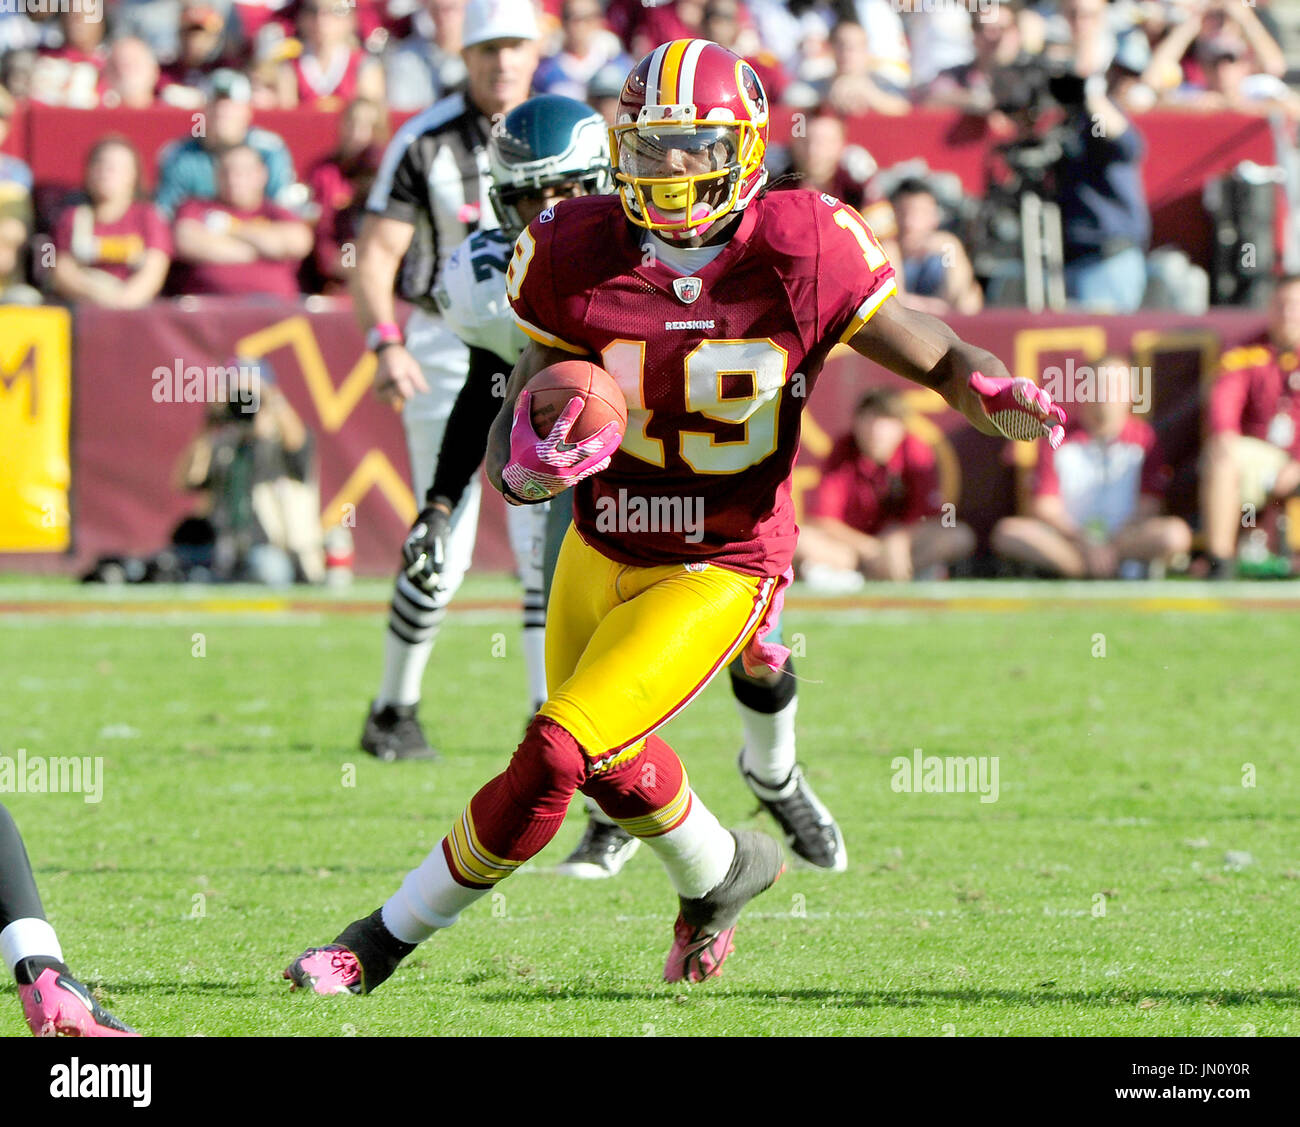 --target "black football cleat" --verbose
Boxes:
[360,701,438,762]
[554,817,641,879]
[739,755,847,872]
